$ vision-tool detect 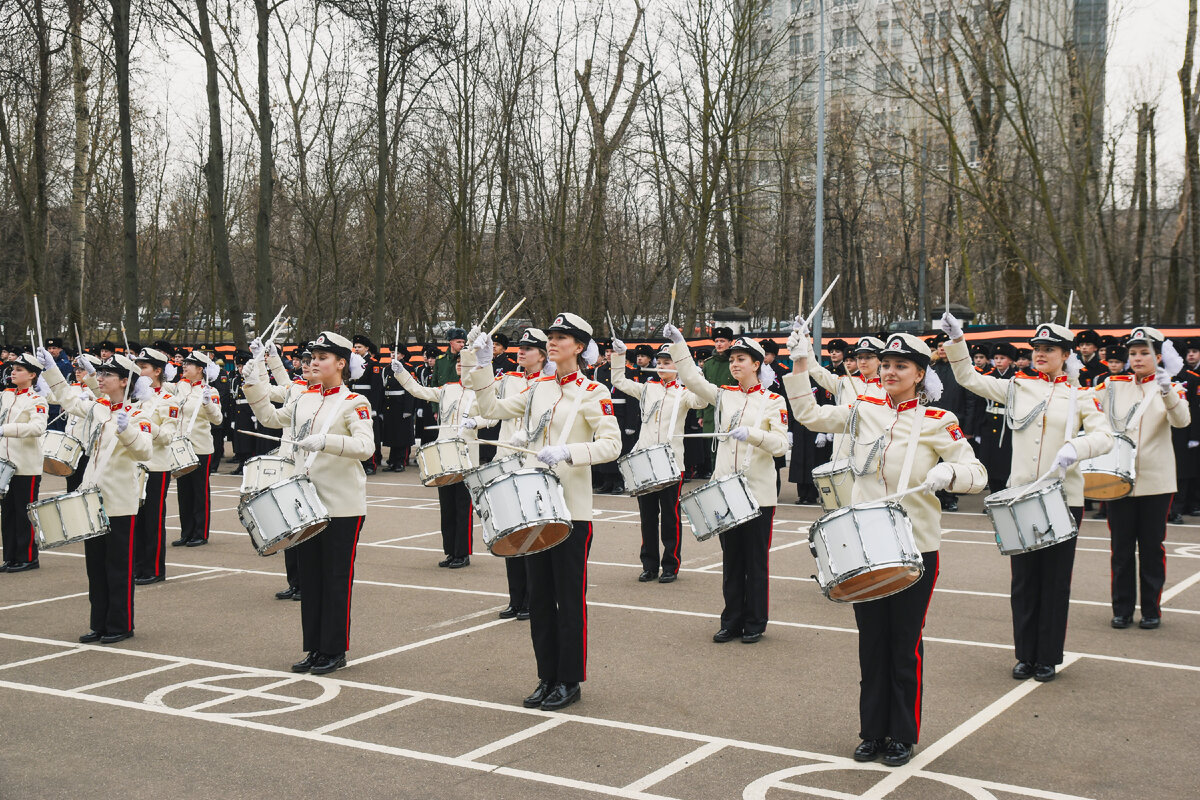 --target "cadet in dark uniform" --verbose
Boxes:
[207,349,232,473]
[351,335,386,474]
[1075,329,1108,388]
[826,339,851,376]
[591,340,626,494]
[976,342,1017,494]
[414,345,439,446]
[382,346,415,472]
